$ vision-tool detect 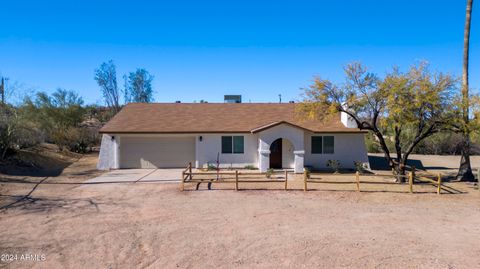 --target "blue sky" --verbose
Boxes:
[0,0,479,104]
